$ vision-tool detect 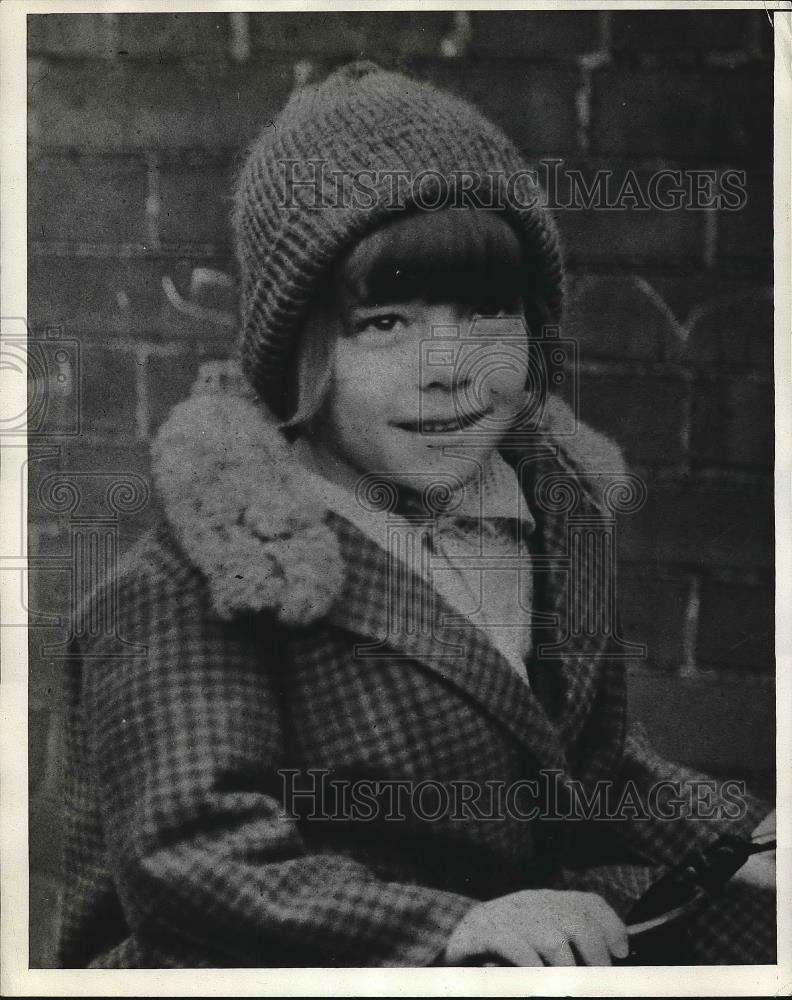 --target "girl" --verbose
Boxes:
[57,62,774,968]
